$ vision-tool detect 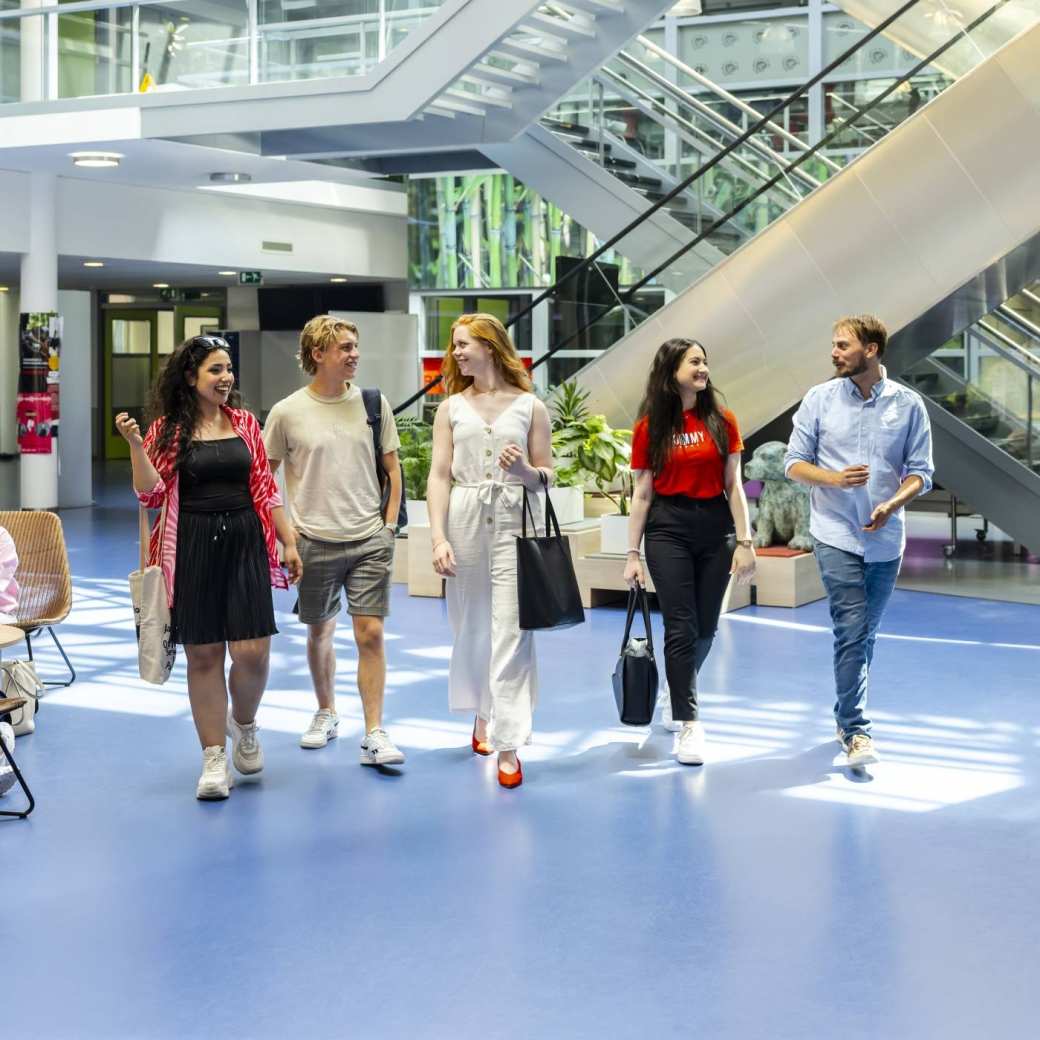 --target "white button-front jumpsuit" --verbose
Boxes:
[445,392,543,751]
